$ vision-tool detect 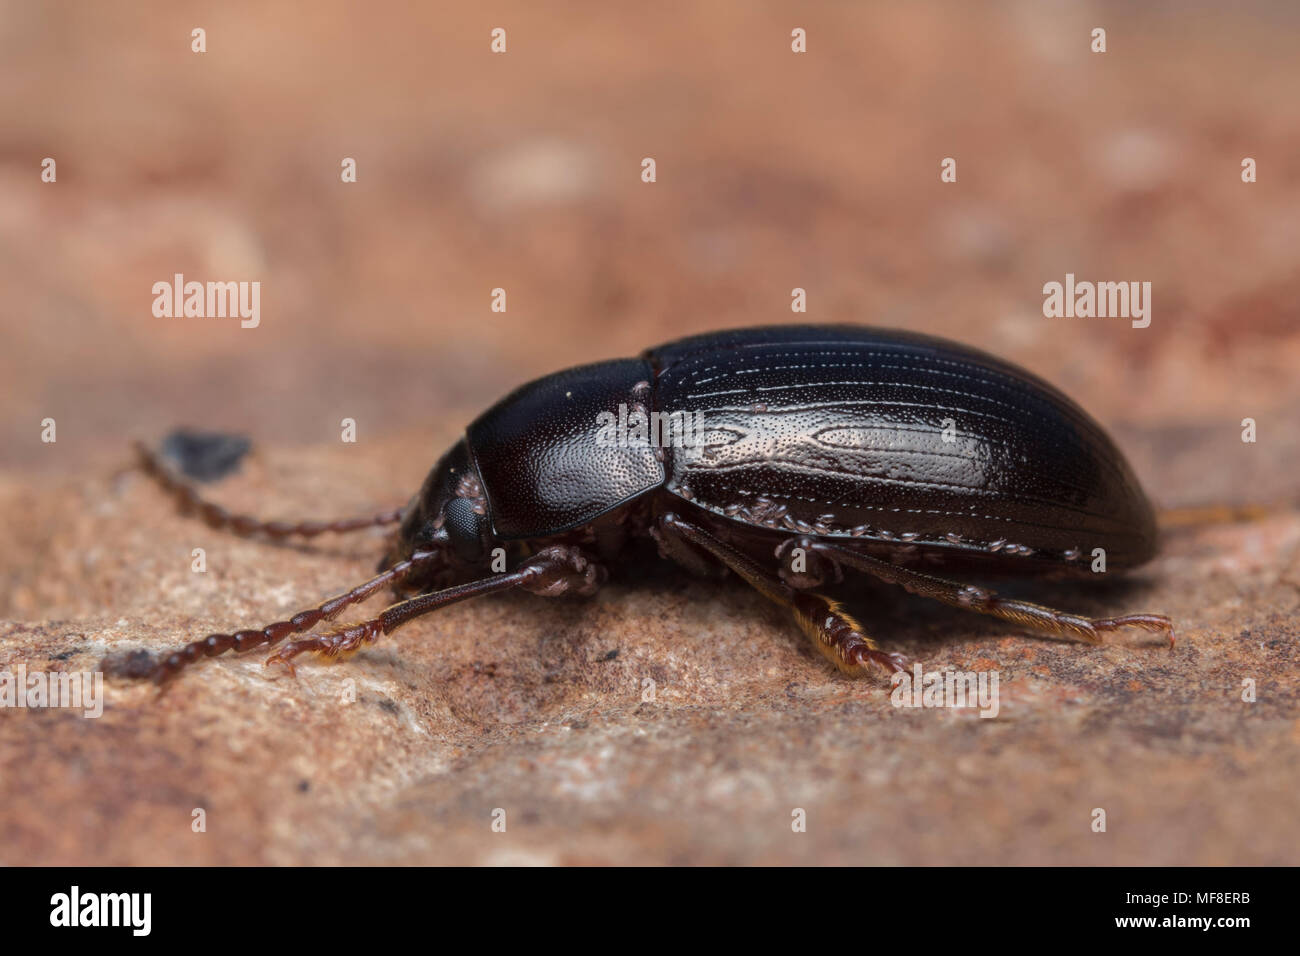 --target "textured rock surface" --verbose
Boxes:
[2,2,1299,865]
